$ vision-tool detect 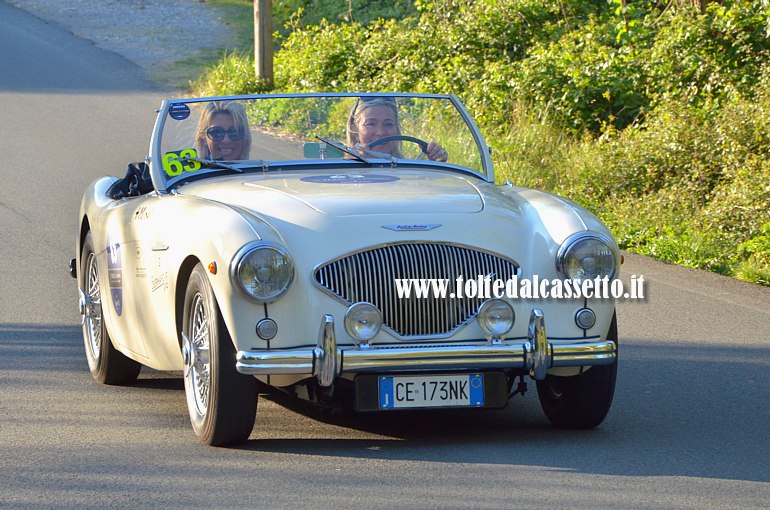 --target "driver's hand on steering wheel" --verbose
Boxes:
[427,142,448,162]
[352,143,372,156]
